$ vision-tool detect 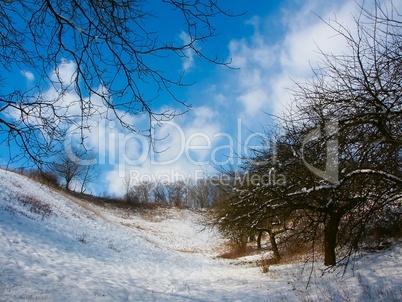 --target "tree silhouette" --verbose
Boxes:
[215,1,402,266]
[0,0,235,165]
